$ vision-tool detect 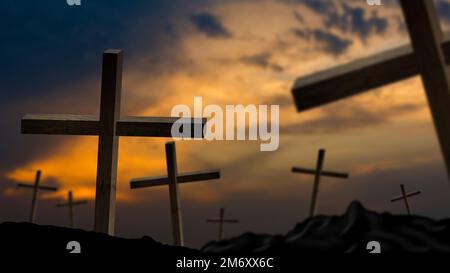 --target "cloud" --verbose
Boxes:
[281,102,423,134]
[239,52,284,72]
[437,0,450,24]
[325,3,388,40]
[293,28,352,55]
[190,12,232,38]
